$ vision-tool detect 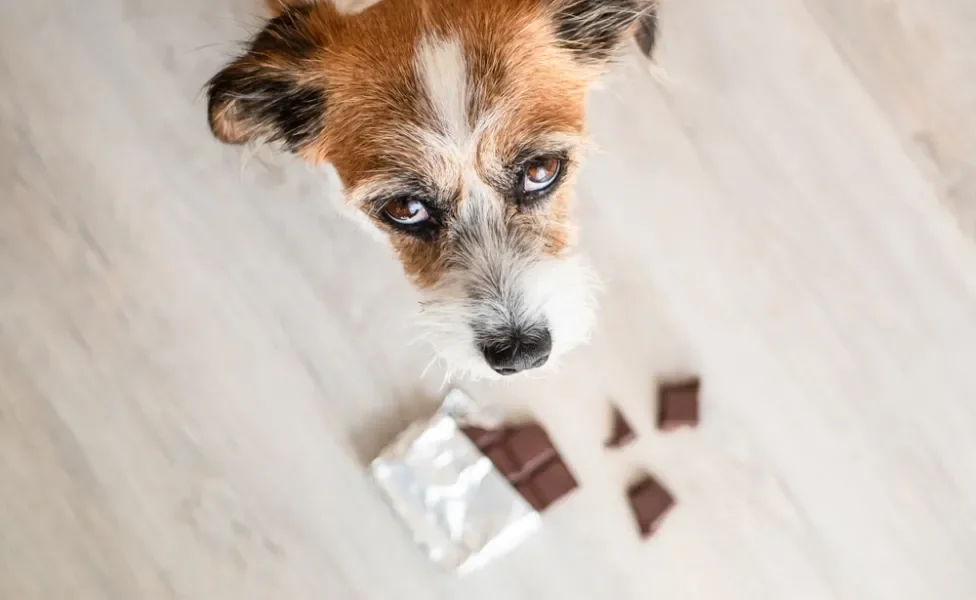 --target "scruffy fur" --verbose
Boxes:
[207,0,655,379]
